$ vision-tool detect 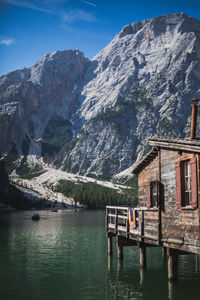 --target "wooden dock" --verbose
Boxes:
[106,205,200,280]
